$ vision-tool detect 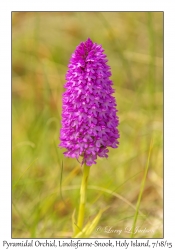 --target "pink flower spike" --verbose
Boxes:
[59,38,120,166]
